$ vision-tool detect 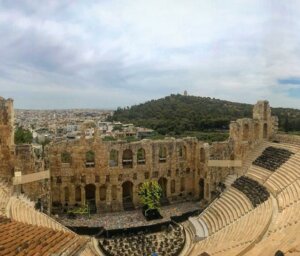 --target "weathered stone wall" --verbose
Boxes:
[15,144,47,201]
[47,137,203,212]
[0,97,15,180]
[46,100,278,213]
